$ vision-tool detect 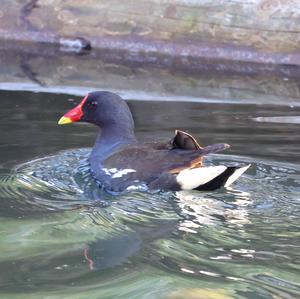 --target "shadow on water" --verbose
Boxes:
[0,89,299,298]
